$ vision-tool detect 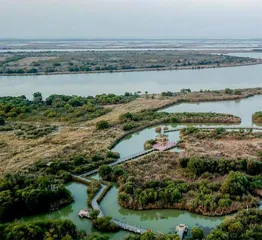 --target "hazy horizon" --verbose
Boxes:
[1,0,262,39]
